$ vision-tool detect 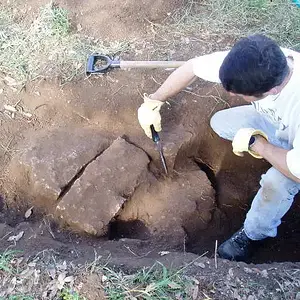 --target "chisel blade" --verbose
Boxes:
[155,141,168,175]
